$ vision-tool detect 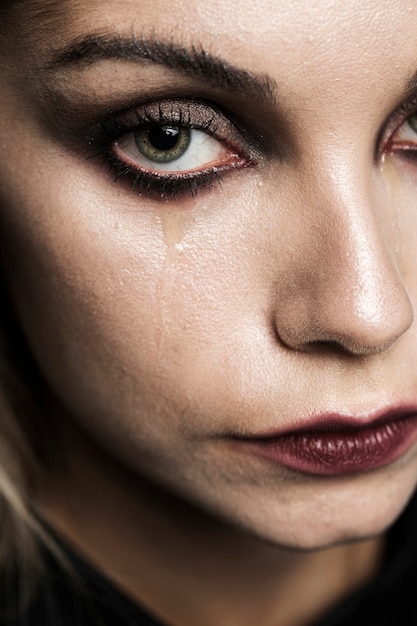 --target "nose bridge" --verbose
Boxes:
[322,160,394,319]
[339,204,392,330]
[273,156,414,355]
